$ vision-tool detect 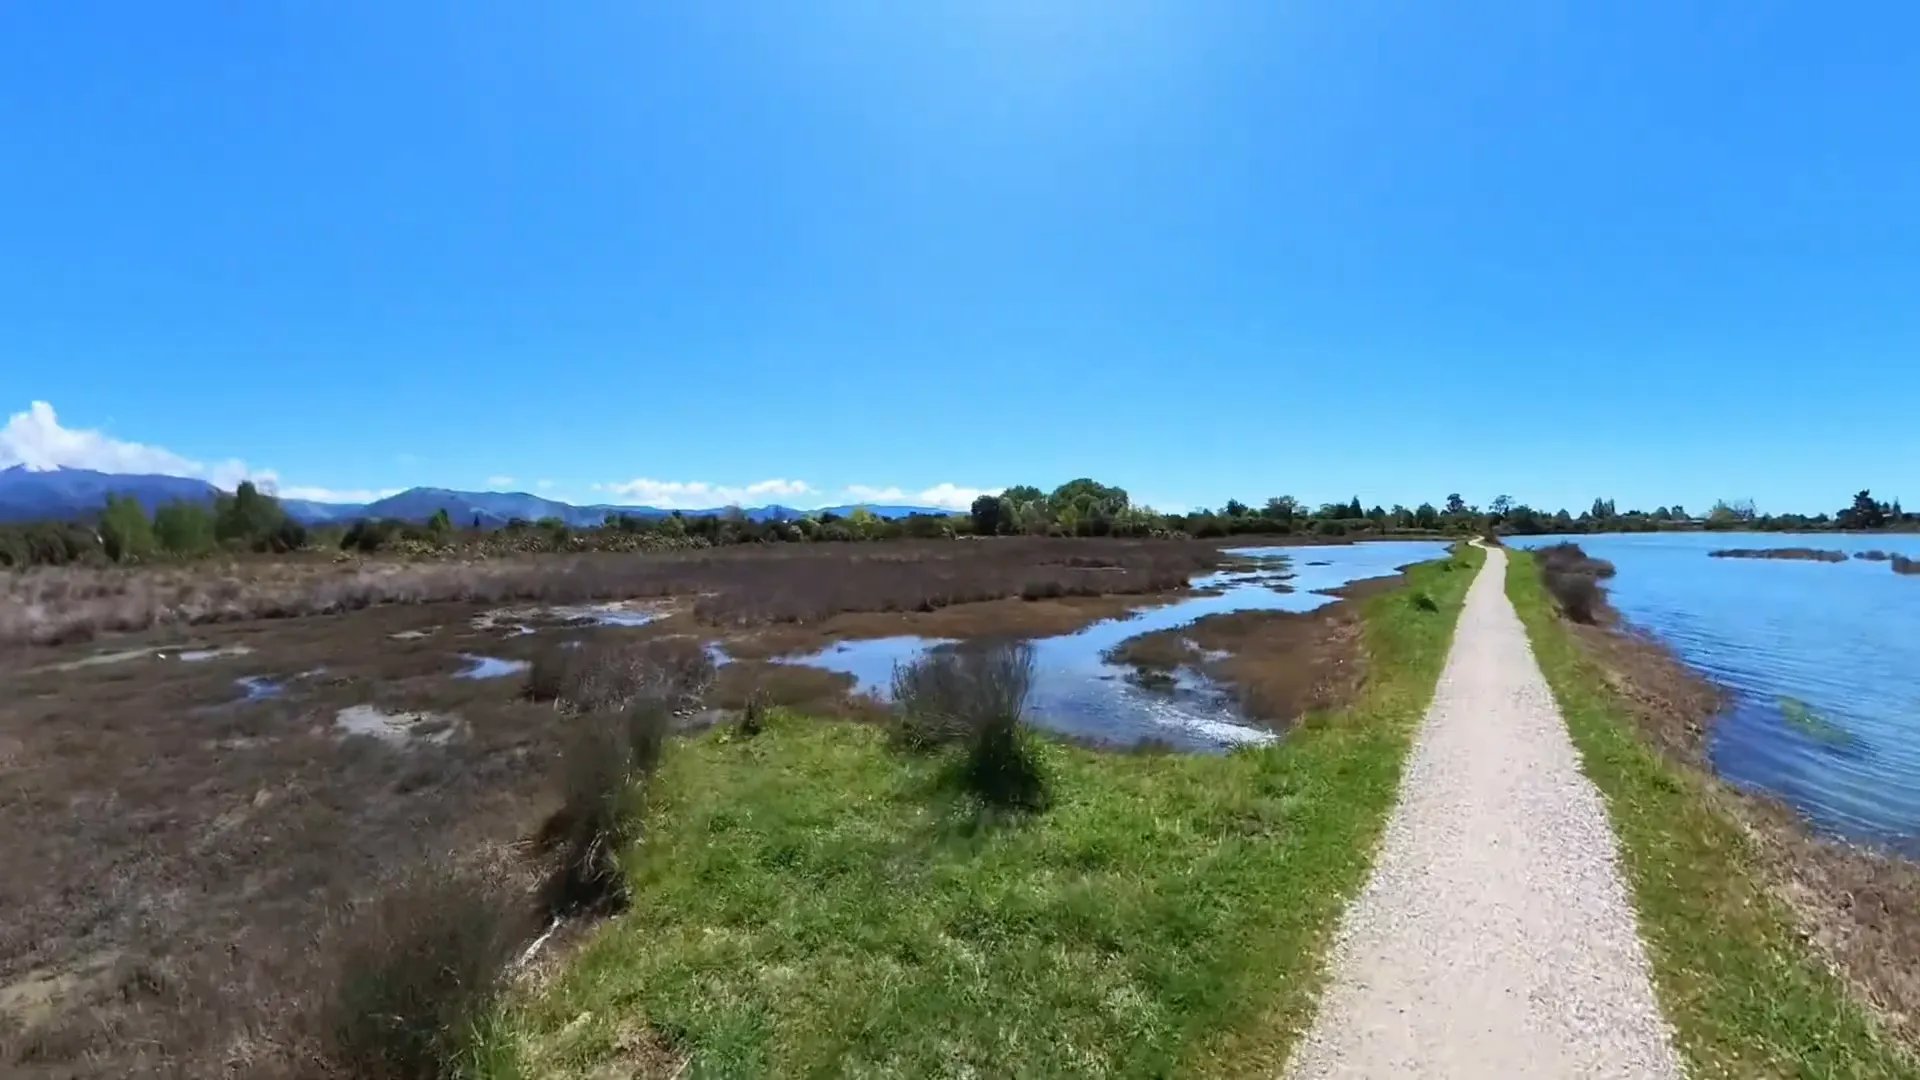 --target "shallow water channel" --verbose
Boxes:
[783,540,1449,752]
[1509,532,1920,854]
